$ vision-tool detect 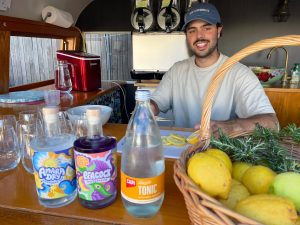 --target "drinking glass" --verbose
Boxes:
[58,107,73,134]
[18,119,43,174]
[55,60,74,93]
[19,110,38,123]
[44,90,61,106]
[73,113,88,138]
[0,115,17,130]
[0,125,20,172]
